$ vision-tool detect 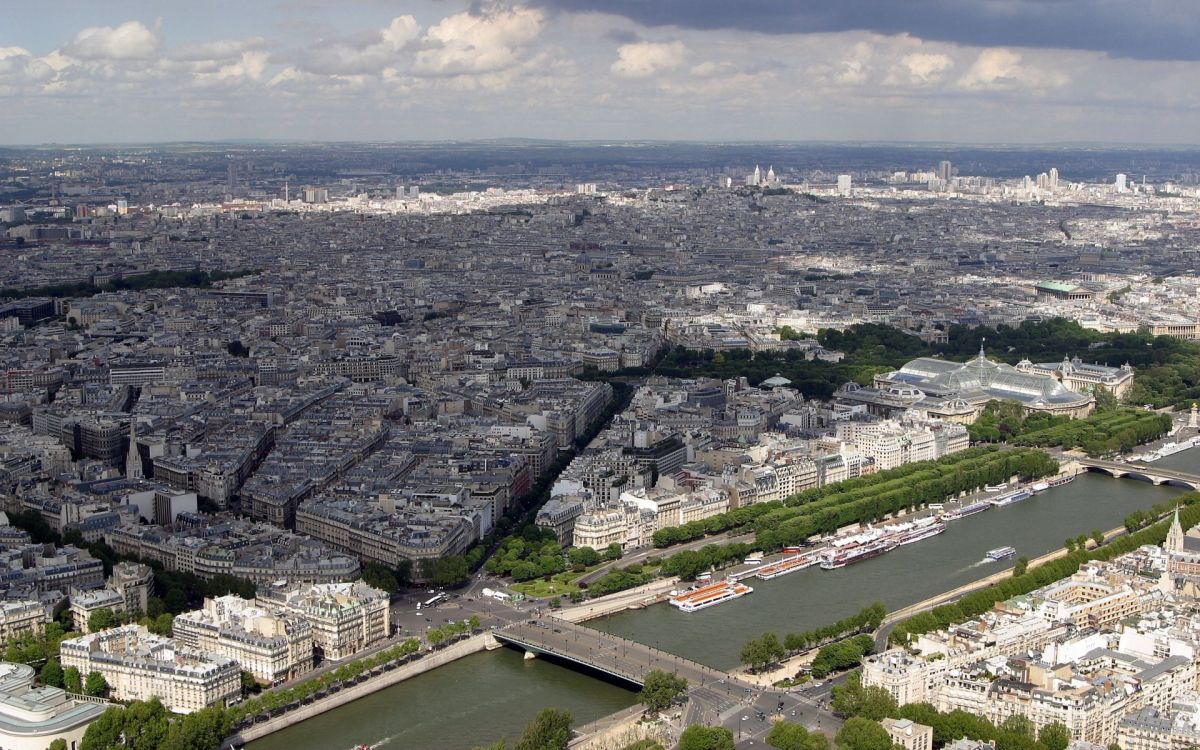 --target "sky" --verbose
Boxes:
[1,0,1199,145]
